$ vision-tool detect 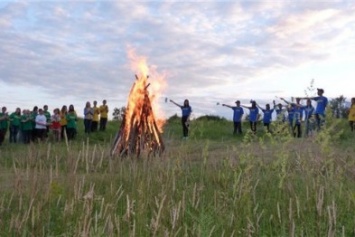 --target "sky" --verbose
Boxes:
[1,0,355,120]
